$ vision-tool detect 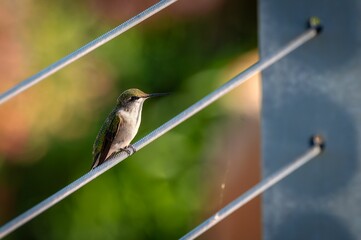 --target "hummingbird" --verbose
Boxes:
[91,88,167,170]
